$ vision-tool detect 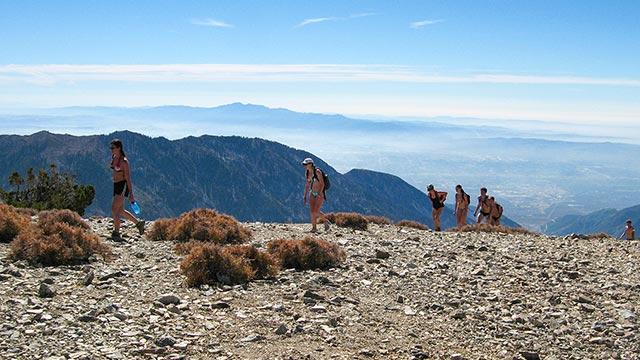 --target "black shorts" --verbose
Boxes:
[113,180,129,197]
[480,210,490,216]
